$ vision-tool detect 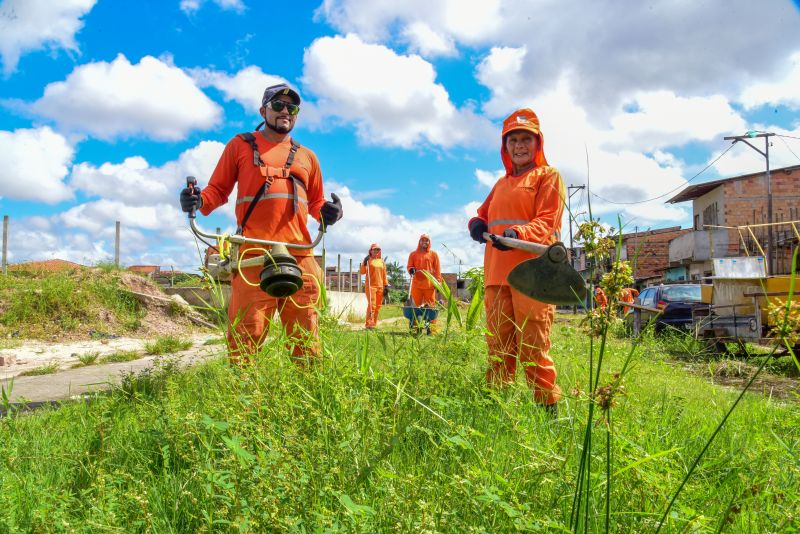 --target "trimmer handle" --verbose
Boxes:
[186,176,198,219]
